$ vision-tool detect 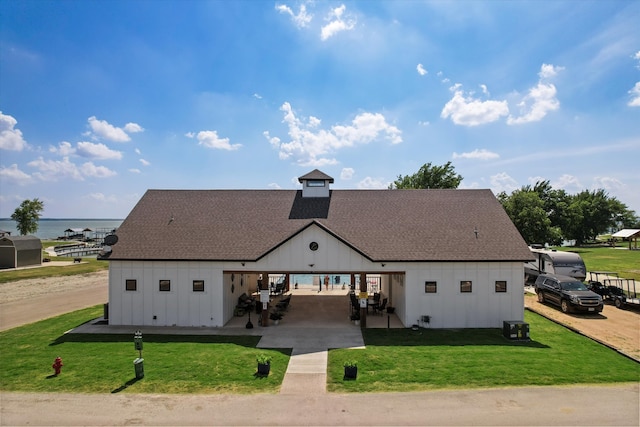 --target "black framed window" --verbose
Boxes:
[460,280,472,293]
[125,279,137,291]
[159,280,171,292]
[495,280,507,293]
[193,280,204,292]
[425,281,437,293]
